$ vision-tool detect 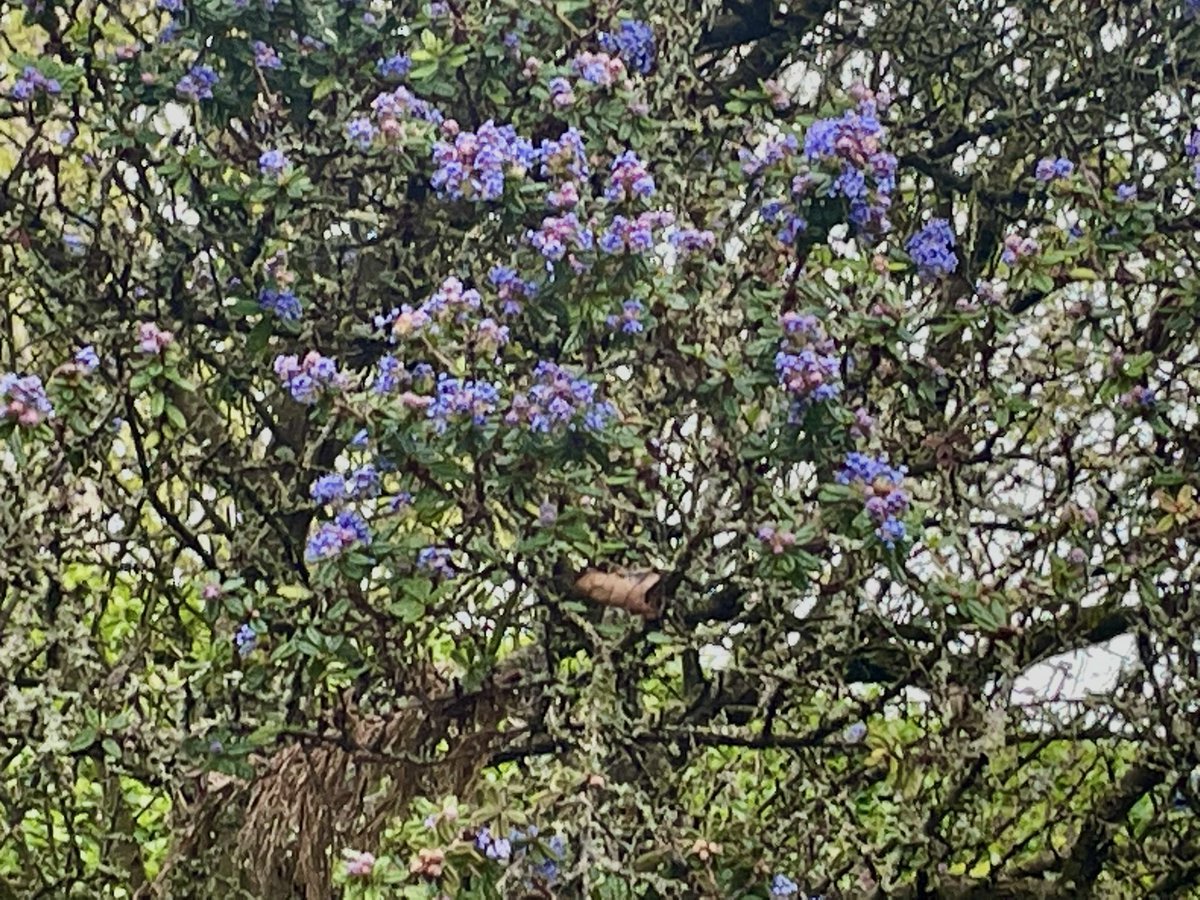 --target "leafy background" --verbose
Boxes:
[2,0,1200,897]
